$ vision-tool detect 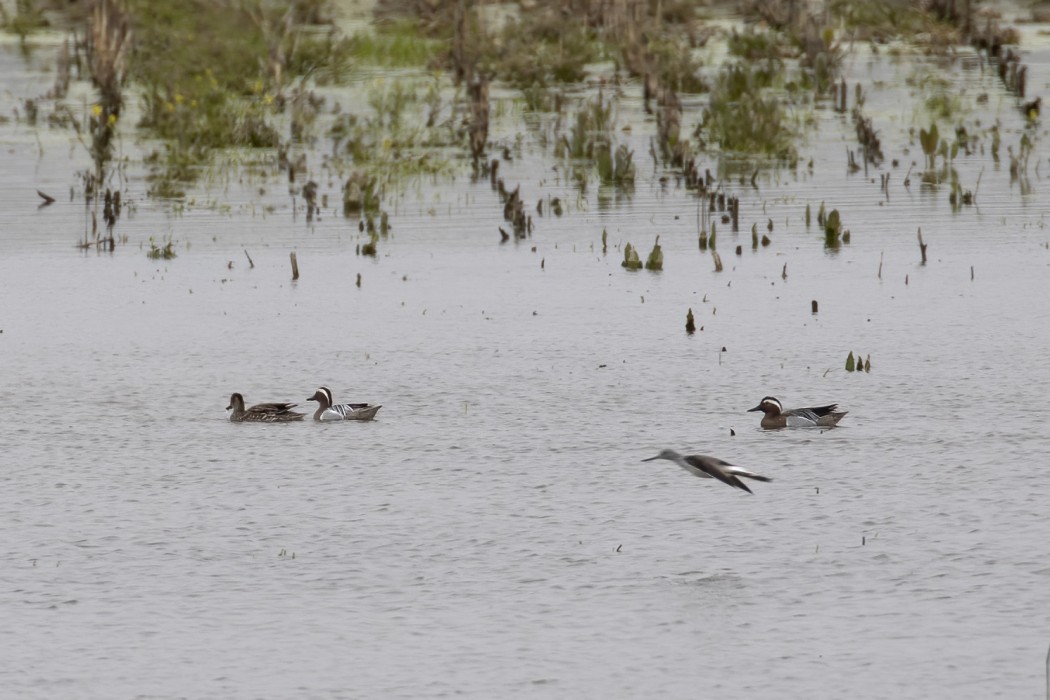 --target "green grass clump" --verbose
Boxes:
[622,243,642,270]
[642,36,706,94]
[0,1,50,40]
[727,29,785,62]
[348,20,445,67]
[644,236,663,271]
[484,10,605,88]
[696,62,799,160]
[327,78,456,183]
[125,0,350,194]
[146,236,176,259]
